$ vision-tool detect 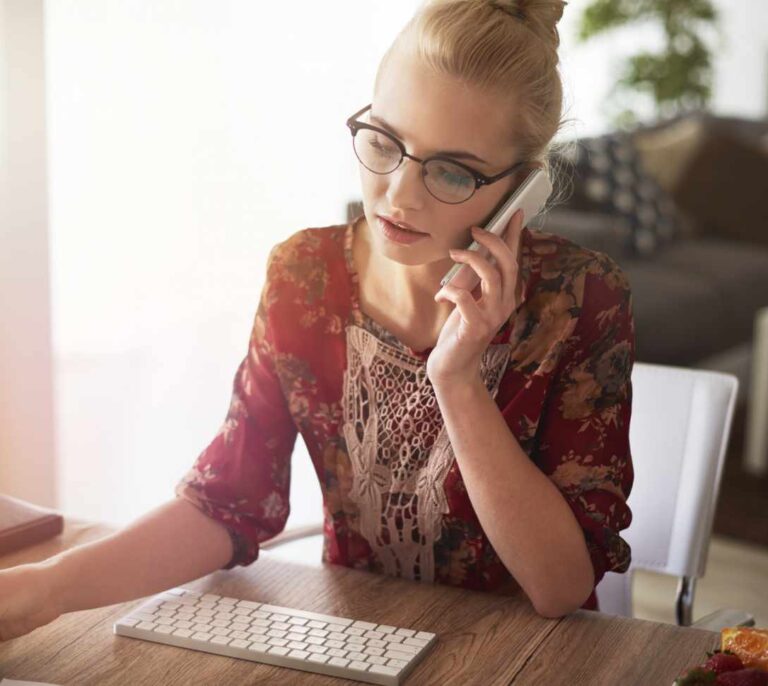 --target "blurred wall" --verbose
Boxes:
[0,0,57,507]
